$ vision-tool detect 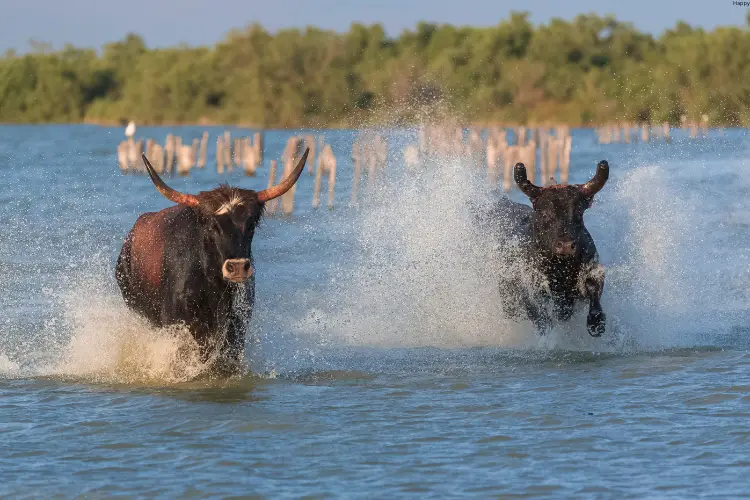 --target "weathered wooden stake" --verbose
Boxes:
[233,138,242,168]
[254,132,263,164]
[152,143,165,173]
[117,141,128,172]
[560,135,572,184]
[266,160,278,215]
[242,137,258,176]
[216,136,225,174]
[223,131,232,172]
[326,146,337,209]
[165,134,175,174]
[280,155,297,216]
[313,148,325,209]
[198,131,208,168]
[351,154,362,205]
